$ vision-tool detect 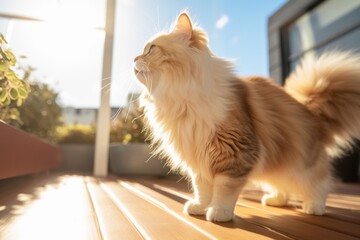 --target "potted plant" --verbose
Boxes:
[0,33,30,121]
[0,33,61,179]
